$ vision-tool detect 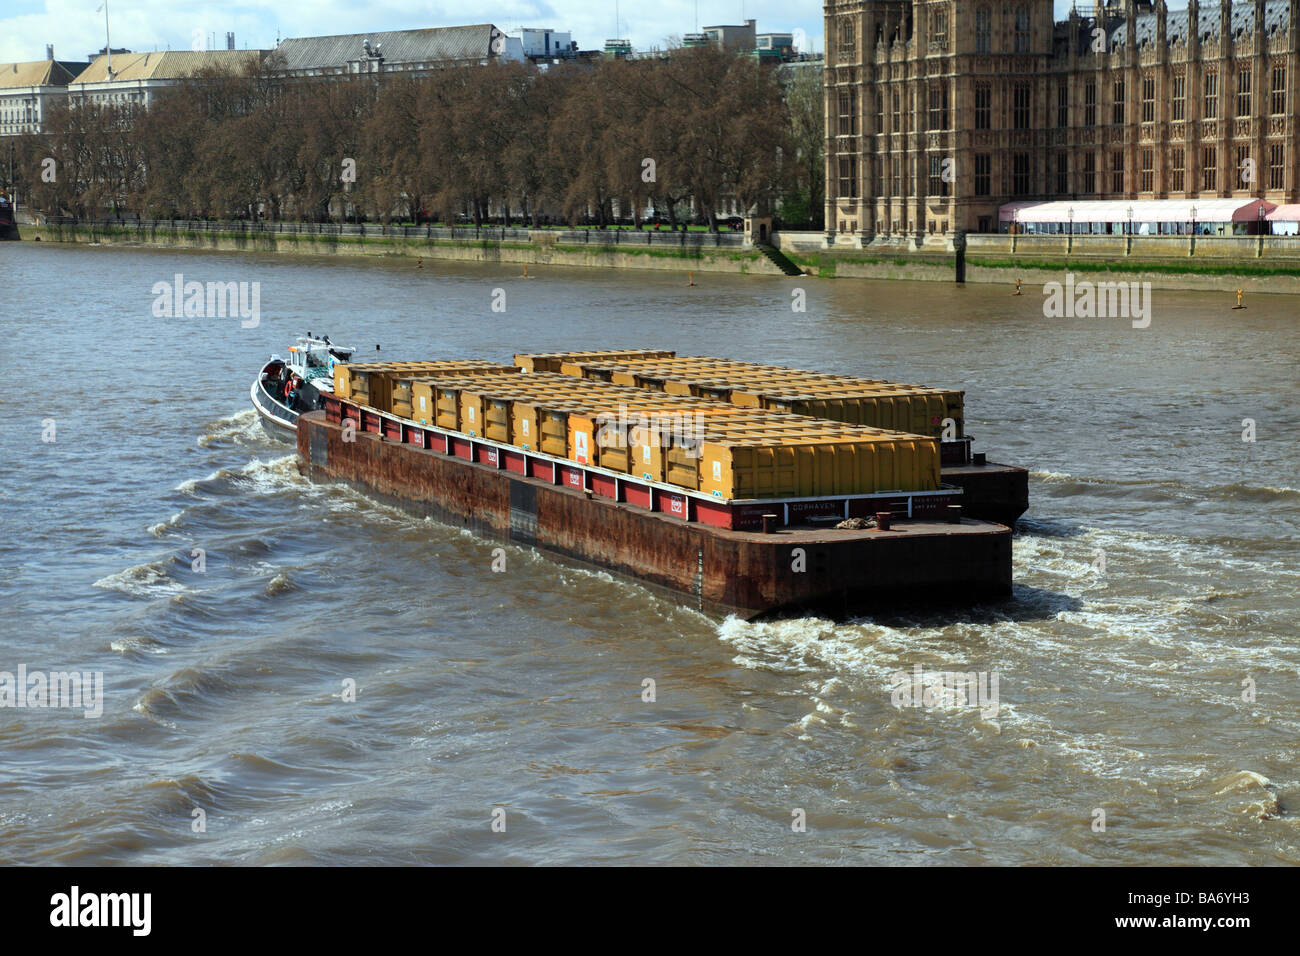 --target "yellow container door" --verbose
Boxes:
[458,392,484,436]
[567,414,596,465]
[511,404,539,449]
